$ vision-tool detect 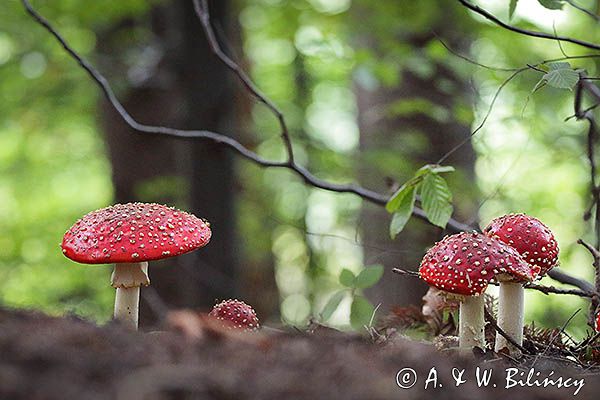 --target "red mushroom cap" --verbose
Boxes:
[596,311,600,333]
[61,203,211,264]
[209,299,260,331]
[419,232,536,296]
[484,213,559,277]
